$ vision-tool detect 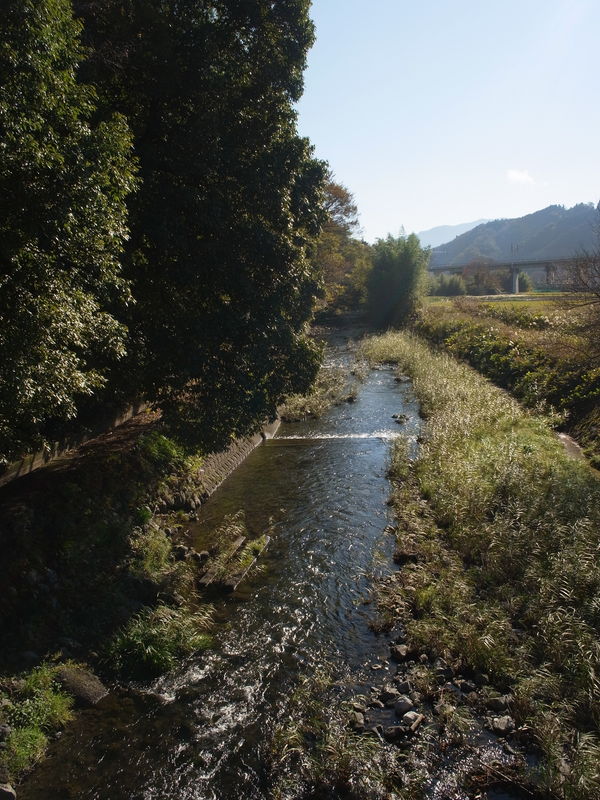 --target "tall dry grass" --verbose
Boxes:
[361,331,600,798]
